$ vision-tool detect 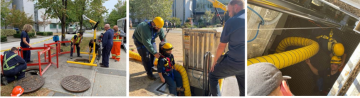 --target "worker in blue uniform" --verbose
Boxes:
[20,24,33,62]
[133,17,166,80]
[209,0,245,96]
[2,47,27,84]
[100,24,114,68]
[157,43,184,96]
